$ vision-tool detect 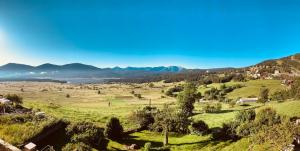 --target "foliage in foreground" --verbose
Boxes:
[66,121,107,149]
[104,117,124,140]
